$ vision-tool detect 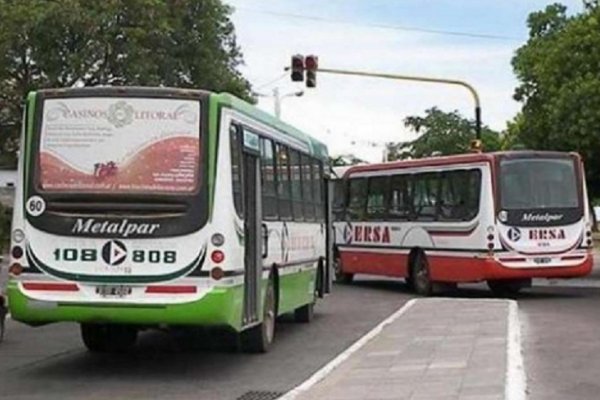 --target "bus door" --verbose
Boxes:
[320,176,334,296]
[241,129,262,326]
